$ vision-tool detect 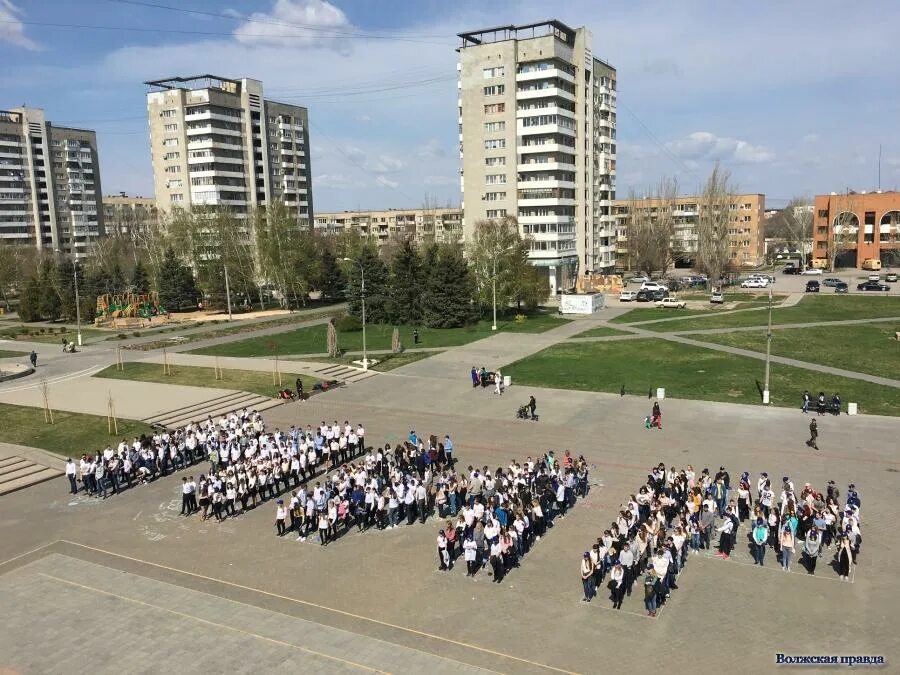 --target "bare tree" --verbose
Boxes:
[828,192,858,271]
[623,177,678,276]
[695,163,737,284]
[765,198,812,265]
